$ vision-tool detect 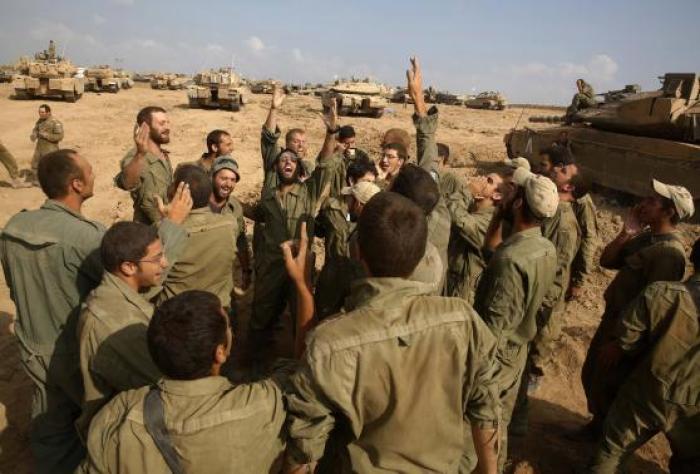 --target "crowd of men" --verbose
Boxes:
[0,58,698,474]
